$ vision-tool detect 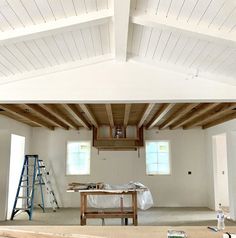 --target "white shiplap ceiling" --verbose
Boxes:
[0,0,235,85]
